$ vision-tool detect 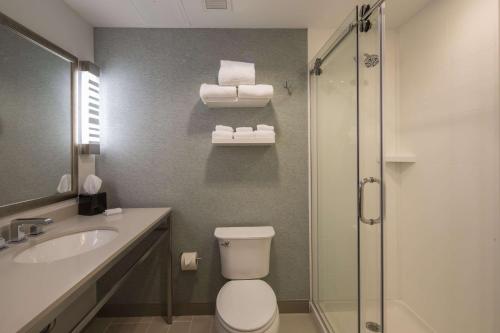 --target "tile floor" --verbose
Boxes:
[83,313,320,333]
